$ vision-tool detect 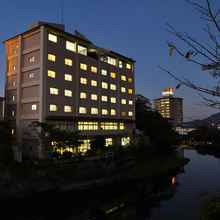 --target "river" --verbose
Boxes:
[1,149,220,220]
